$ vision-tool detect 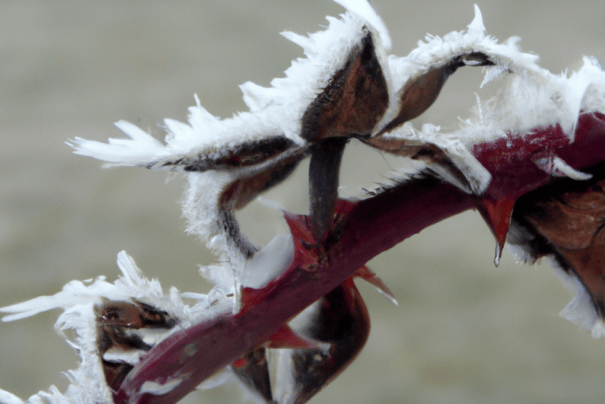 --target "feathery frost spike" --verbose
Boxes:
[0,251,242,402]
[69,120,165,167]
[280,31,314,52]
[0,389,25,404]
[240,81,281,112]
[468,5,486,36]
[163,118,197,142]
[333,0,392,50]
[187,94,221,129]
[552,261,605,338]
